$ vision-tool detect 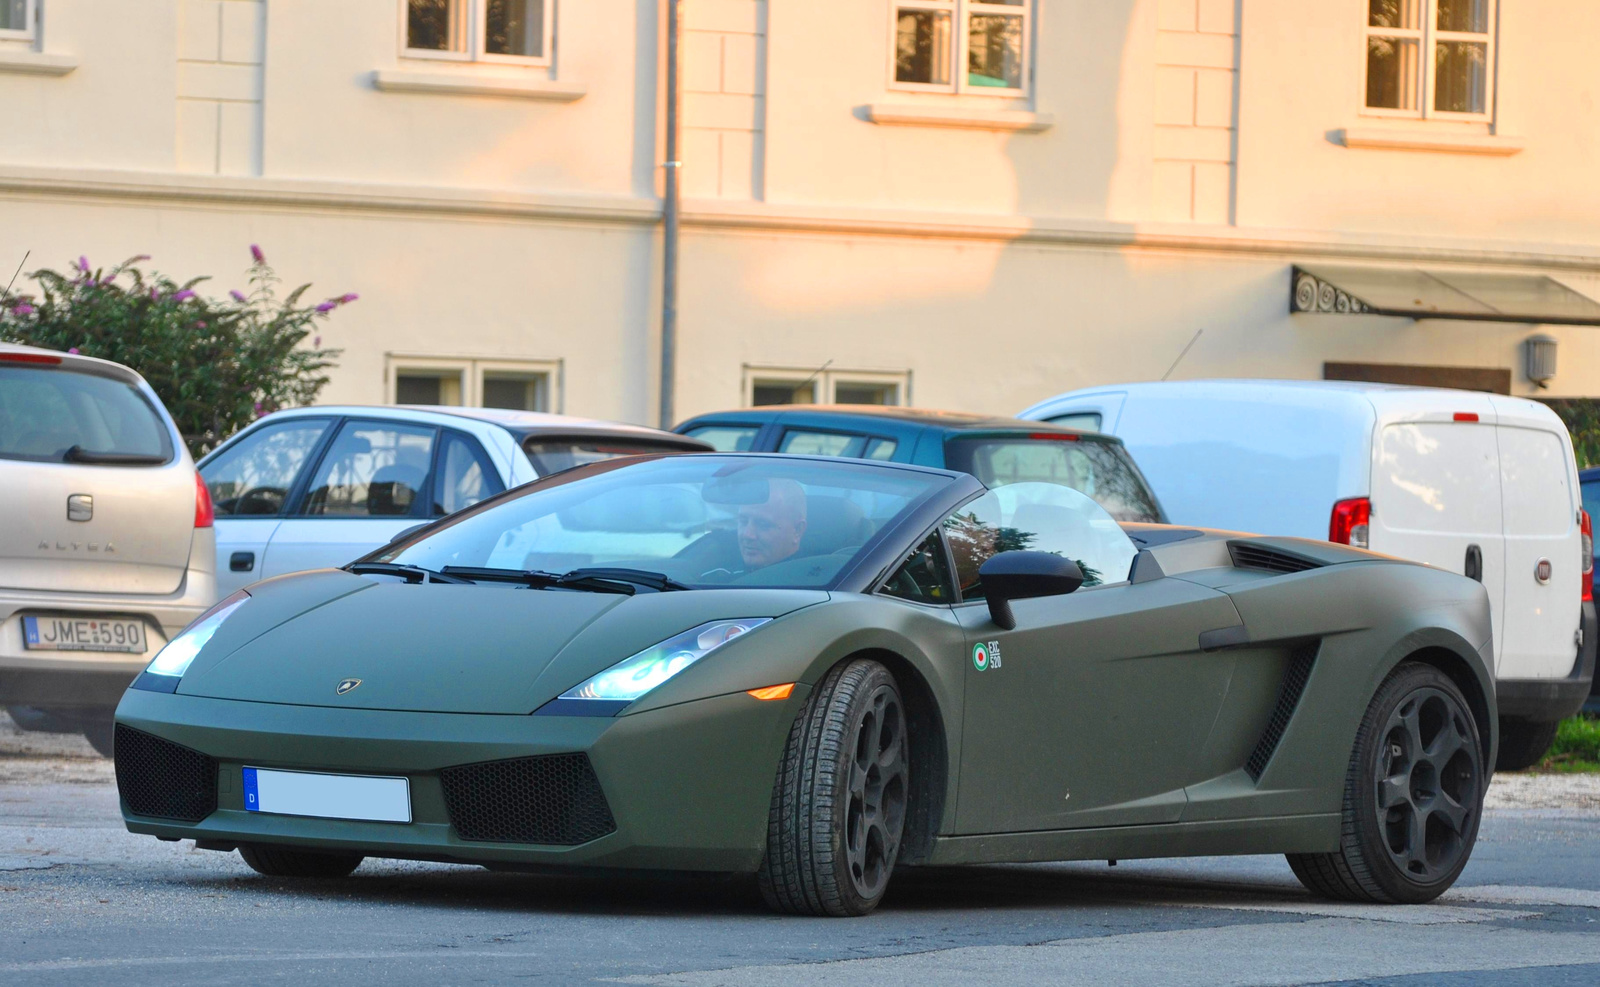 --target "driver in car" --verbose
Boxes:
[736,478,808,571]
